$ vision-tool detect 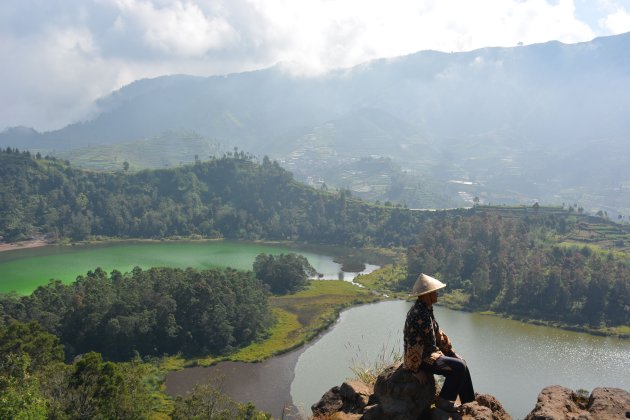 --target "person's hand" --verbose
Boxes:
[413,370,429,385]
